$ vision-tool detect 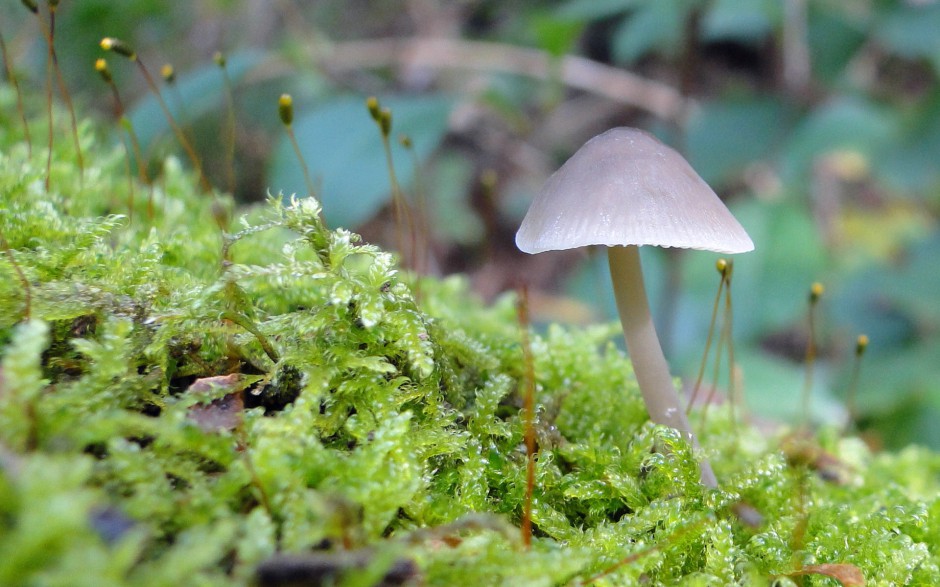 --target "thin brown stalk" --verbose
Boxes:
[368,99,417,269]
[516,285,537,549]
[0,228,32,321]
[400,134,431,275]
[802,283,824,426]
[134,58,211,192]
[99,58,155,220]
[844,334,868,434]
[286,126,316,199]
[723,265,739,426]
[36,3,84,189]
[216,53,238,195]
[0,31,32,156]
[687,260,726,413]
